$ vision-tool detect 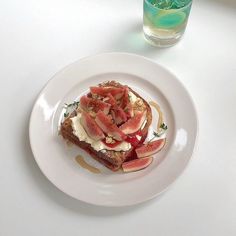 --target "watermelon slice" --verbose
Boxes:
[122,157,153,172]
[111,106,127,125]
[80,95,111,115]
[95,111,126,141]
[80,111,105,141]
[119,110,147,135]
[135,139,166,158]
[90,86,124,99]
